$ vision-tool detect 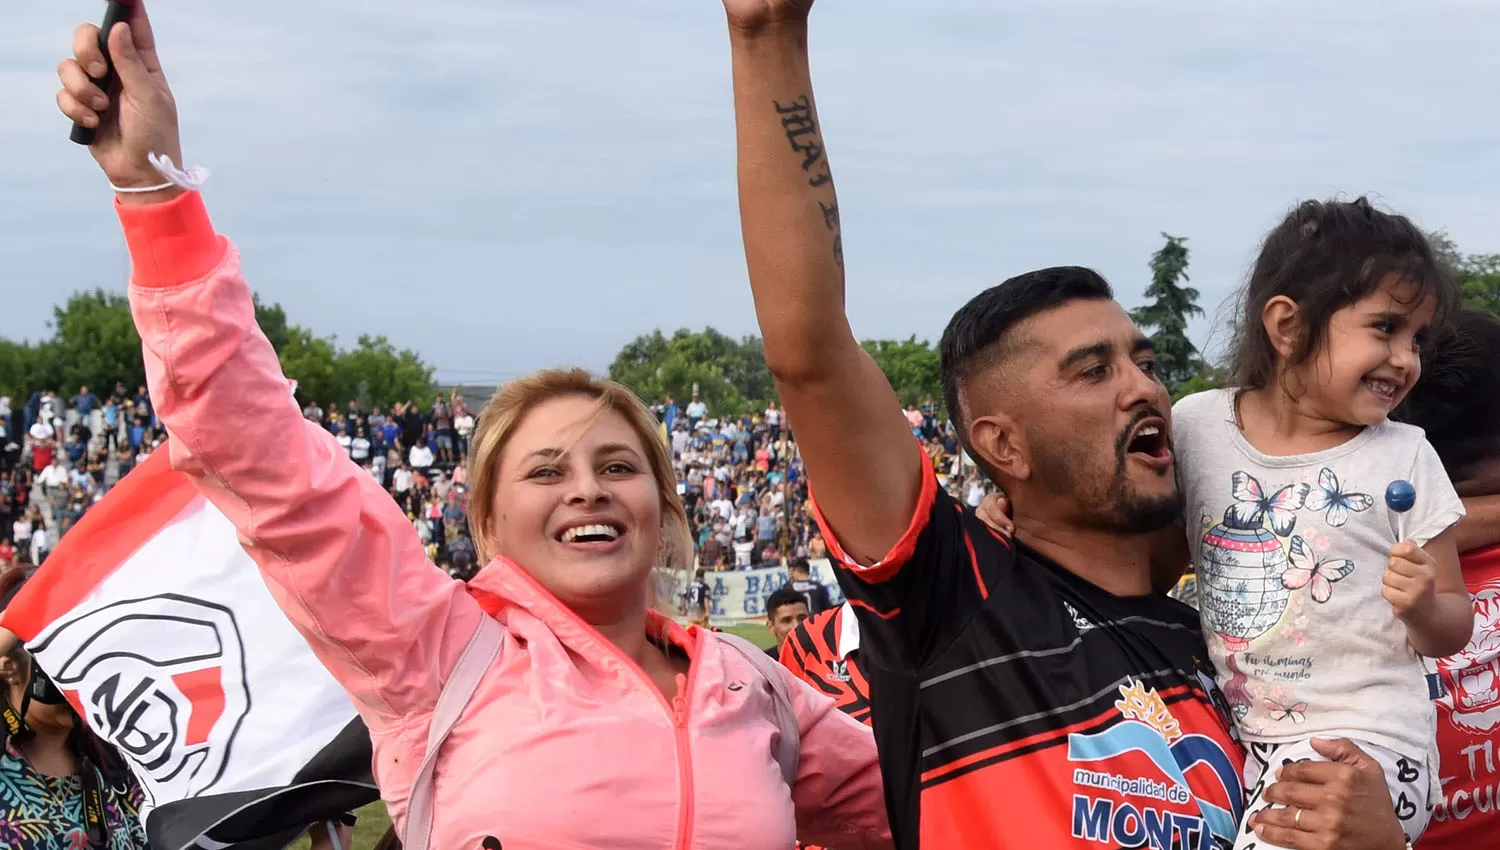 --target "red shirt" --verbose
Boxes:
[31,442,53,472]
[1426,543,1500,848]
